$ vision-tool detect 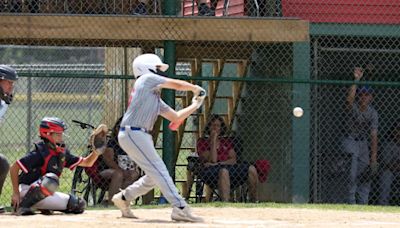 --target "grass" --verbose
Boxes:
[192,202,400,213]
